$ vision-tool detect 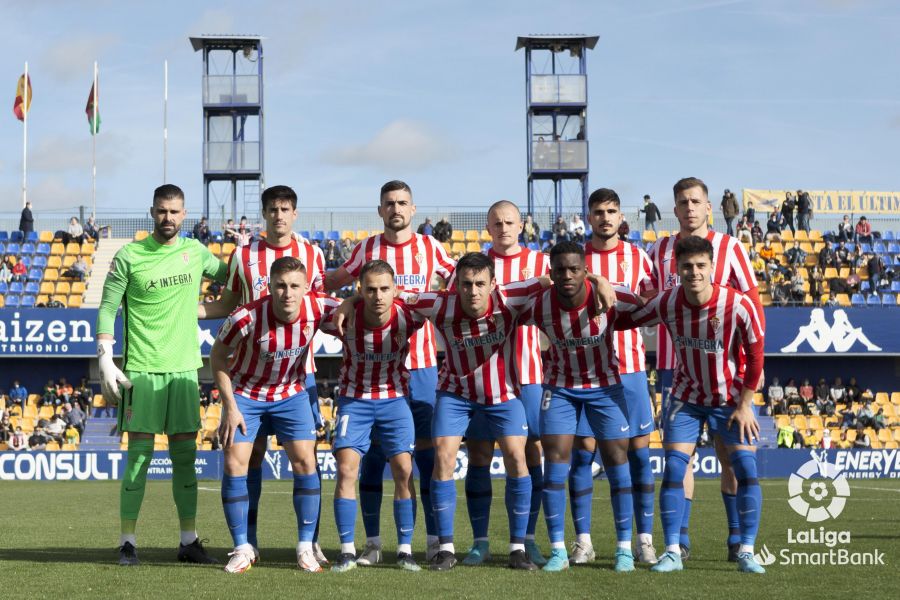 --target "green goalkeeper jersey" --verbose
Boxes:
[97,235,228,372]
